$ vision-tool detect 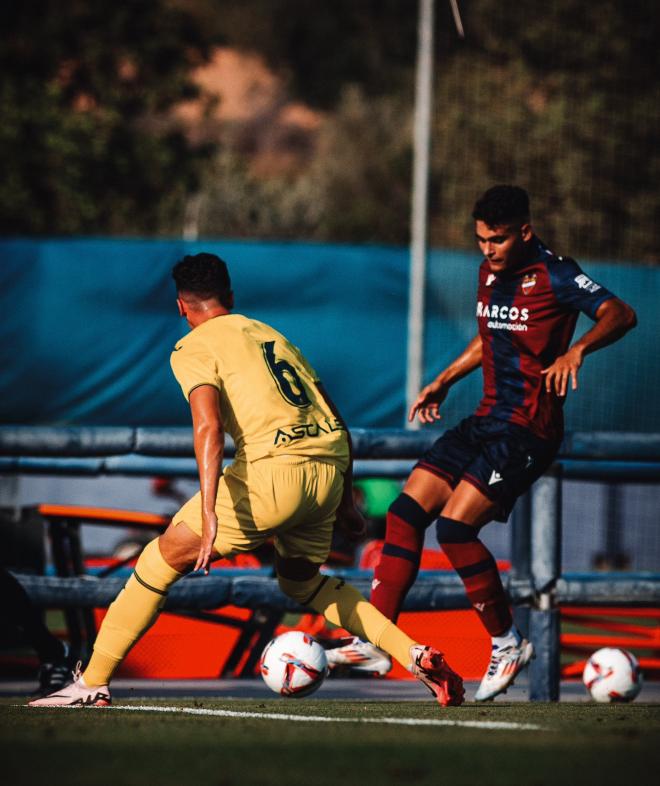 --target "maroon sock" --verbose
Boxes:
[371,494,431,622]
[436,516,512,636]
